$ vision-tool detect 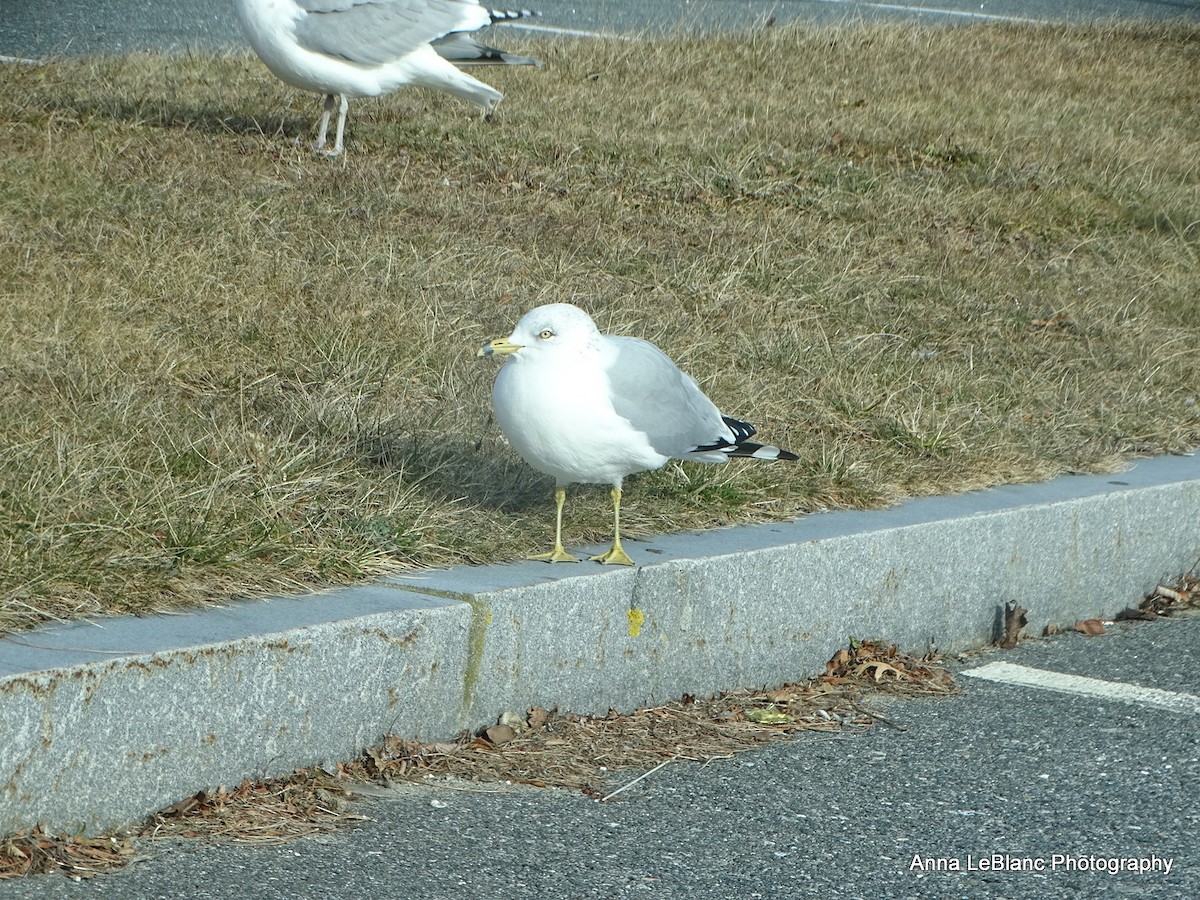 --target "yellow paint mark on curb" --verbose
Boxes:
[626,607,644,637]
